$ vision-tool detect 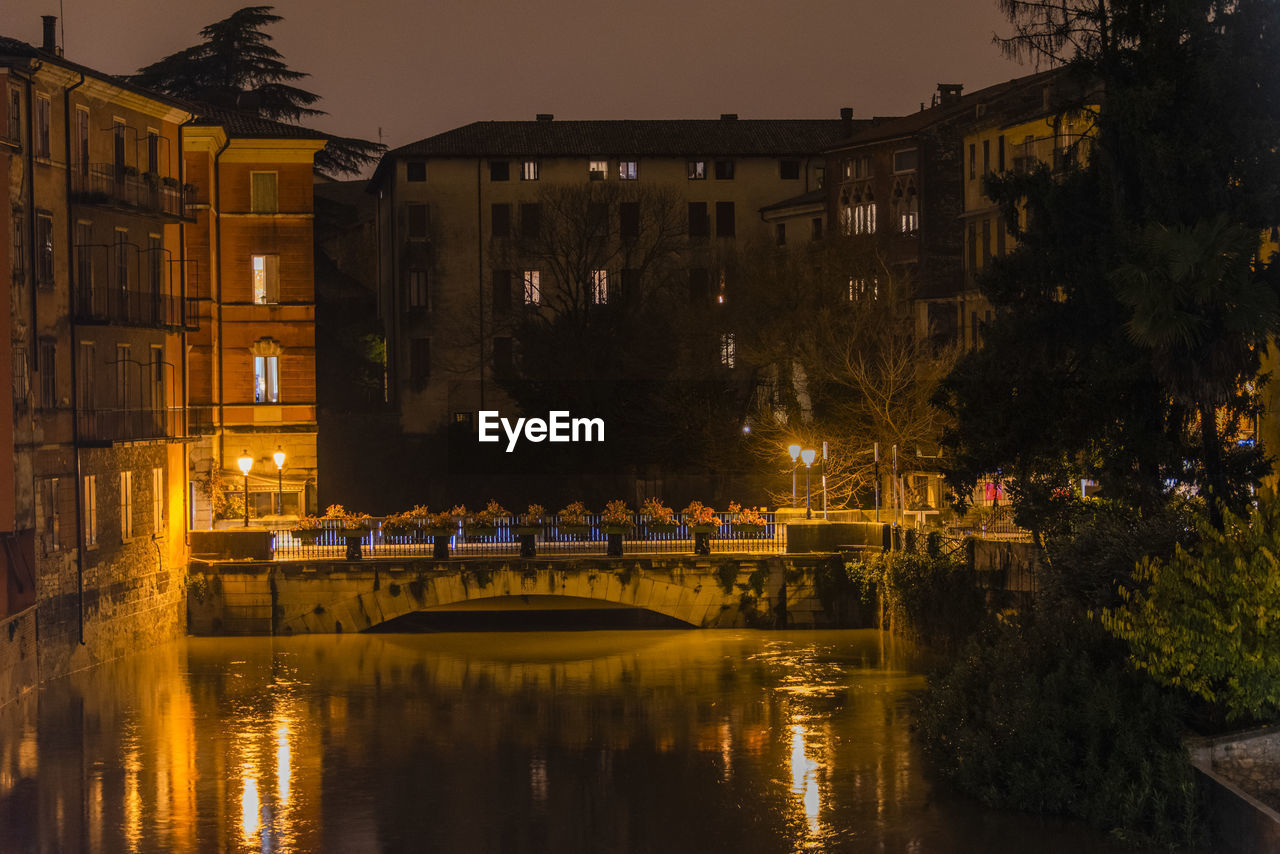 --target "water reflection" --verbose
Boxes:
[0,630,1153,853]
